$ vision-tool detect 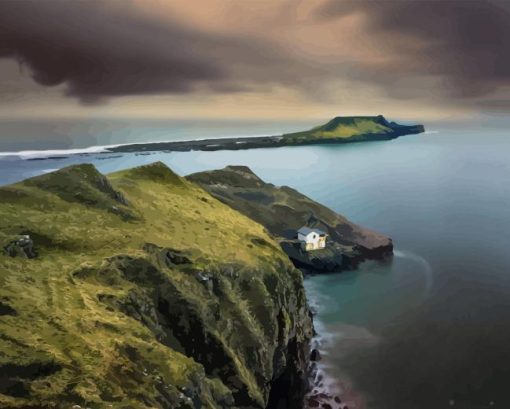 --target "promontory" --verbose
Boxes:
[105,115,425,154]
[0,161,392,409]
